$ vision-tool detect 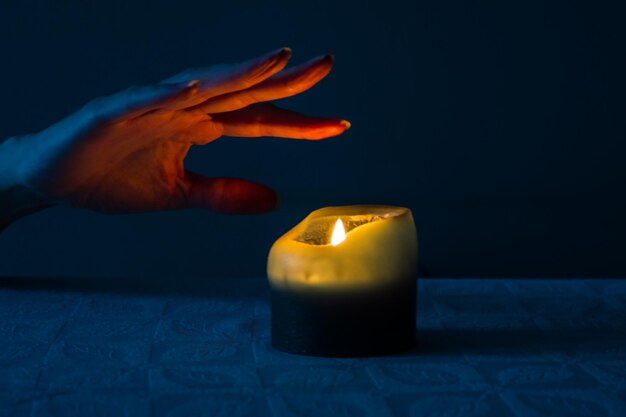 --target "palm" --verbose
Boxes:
[24,48,349,214]
[45,109,219,213]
